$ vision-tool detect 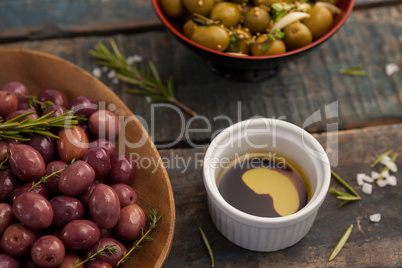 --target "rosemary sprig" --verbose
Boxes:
[28,167,65,192]
[340,64,367,76]
[90,40,197,117]
[0,111,78,141]
[330,170,361,208]
[371,149,393,167]
[116,209,162,266]
[199,226,214,267]
[329,224,353,261]
[73,243,118,268]
[19,93,55,111]
[376,153,398,184]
